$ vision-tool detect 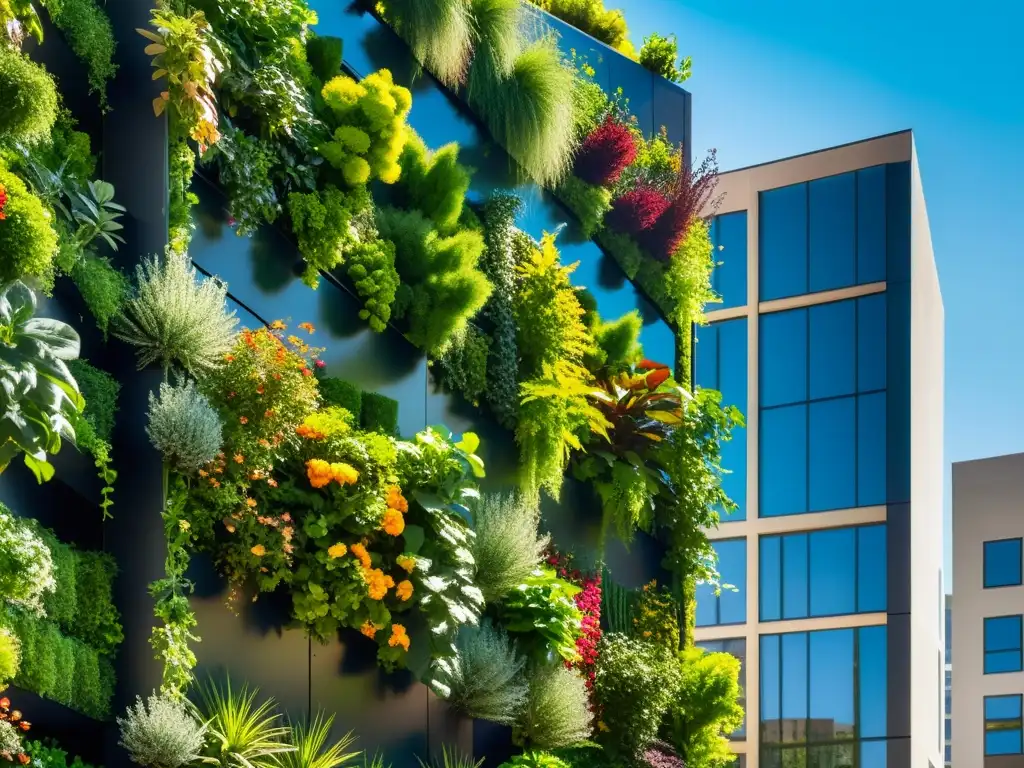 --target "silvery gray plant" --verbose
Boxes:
[117,692,206,768]
[0,720,22,756]
[146,380,223,474]
[440,621,527,725]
